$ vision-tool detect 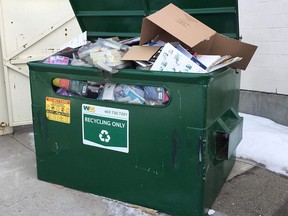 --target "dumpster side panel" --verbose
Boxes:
[203,68,243,211]
[206,69,241,127]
